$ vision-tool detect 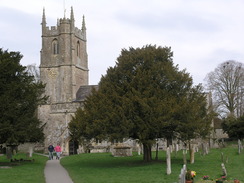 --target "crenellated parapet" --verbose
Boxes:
[42,18,86,41]
[41,7,86,40]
